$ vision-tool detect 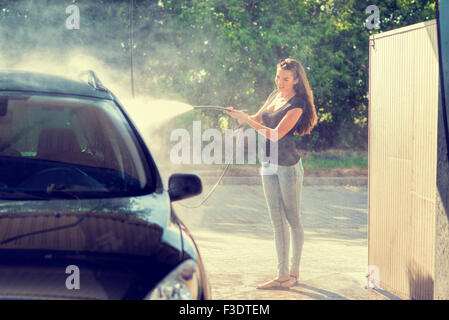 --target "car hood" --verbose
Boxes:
[0,191,189,299]
[0,191,182,256]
